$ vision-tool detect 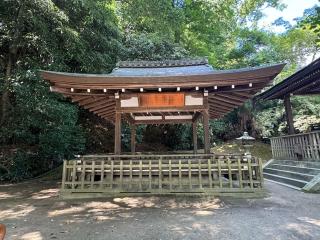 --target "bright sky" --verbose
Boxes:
[260,0,319,32]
